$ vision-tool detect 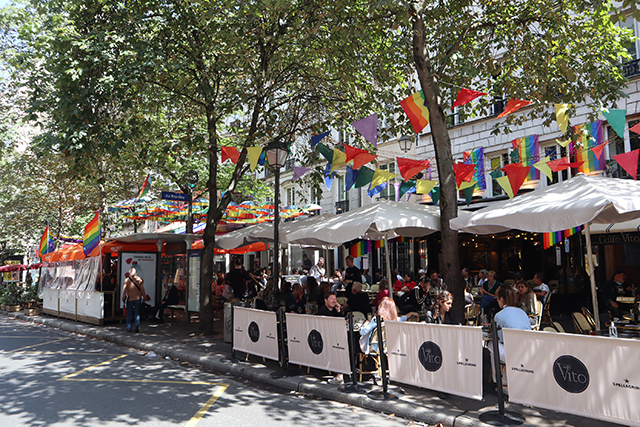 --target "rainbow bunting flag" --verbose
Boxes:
[510,135,539,181]
[374,240,385,250]
[349,240,372,258]
[463,147,486,190]
[83,212,101,256]
[38,226,55,257]
[543,225,583,250]
[137,174,152,200]
[395,236,410,243]
[400,91,430,133]
[570,121,605,173]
